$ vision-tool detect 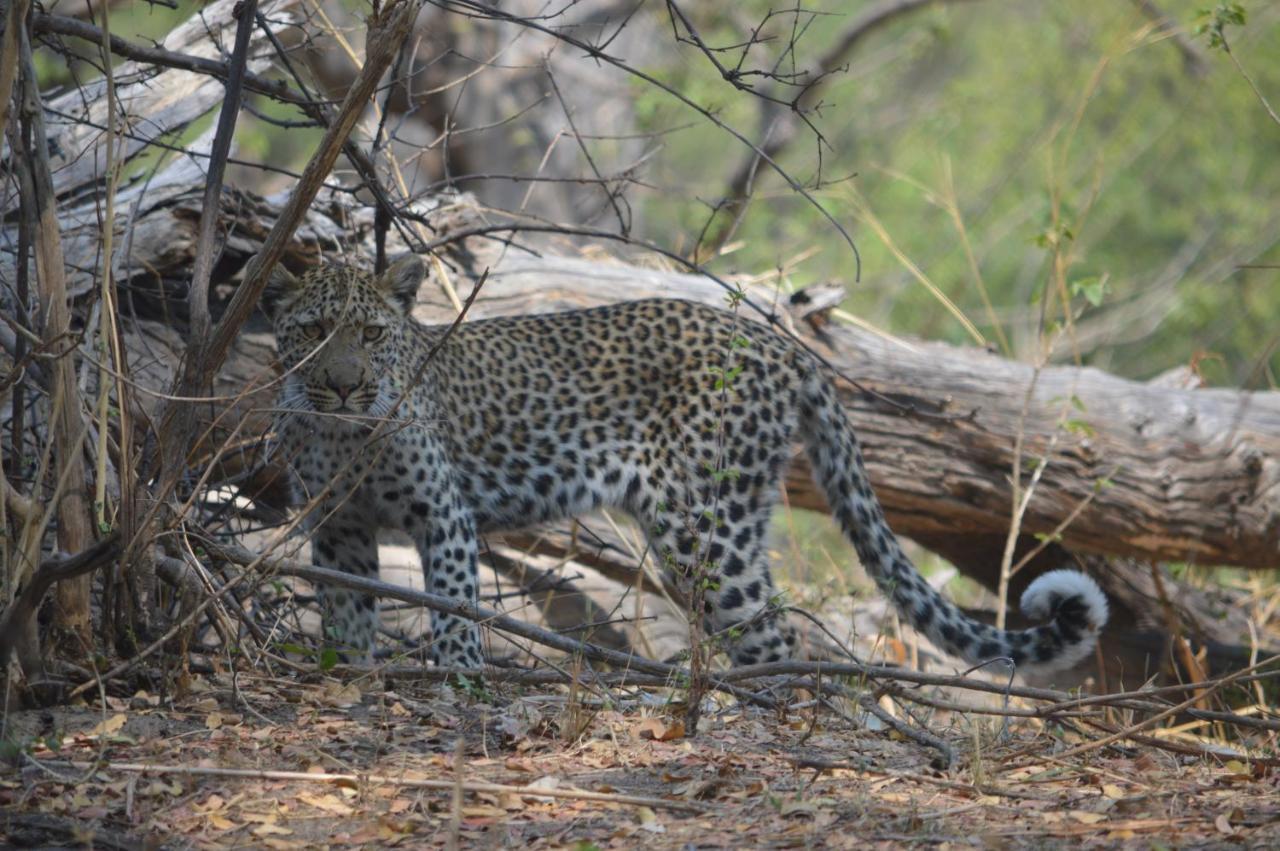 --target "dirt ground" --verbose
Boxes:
[2,666,1277,850]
